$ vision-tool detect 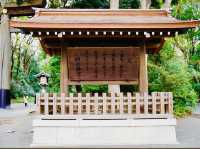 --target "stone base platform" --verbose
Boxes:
[31,118,177,147]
